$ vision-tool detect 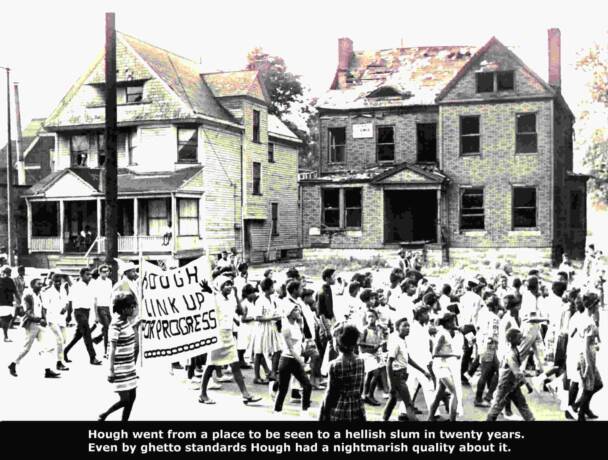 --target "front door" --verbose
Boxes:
[384,190,437,244]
